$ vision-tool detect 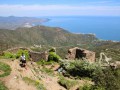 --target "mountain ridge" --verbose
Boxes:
[0,25,98,47]
[0,16,49,30]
